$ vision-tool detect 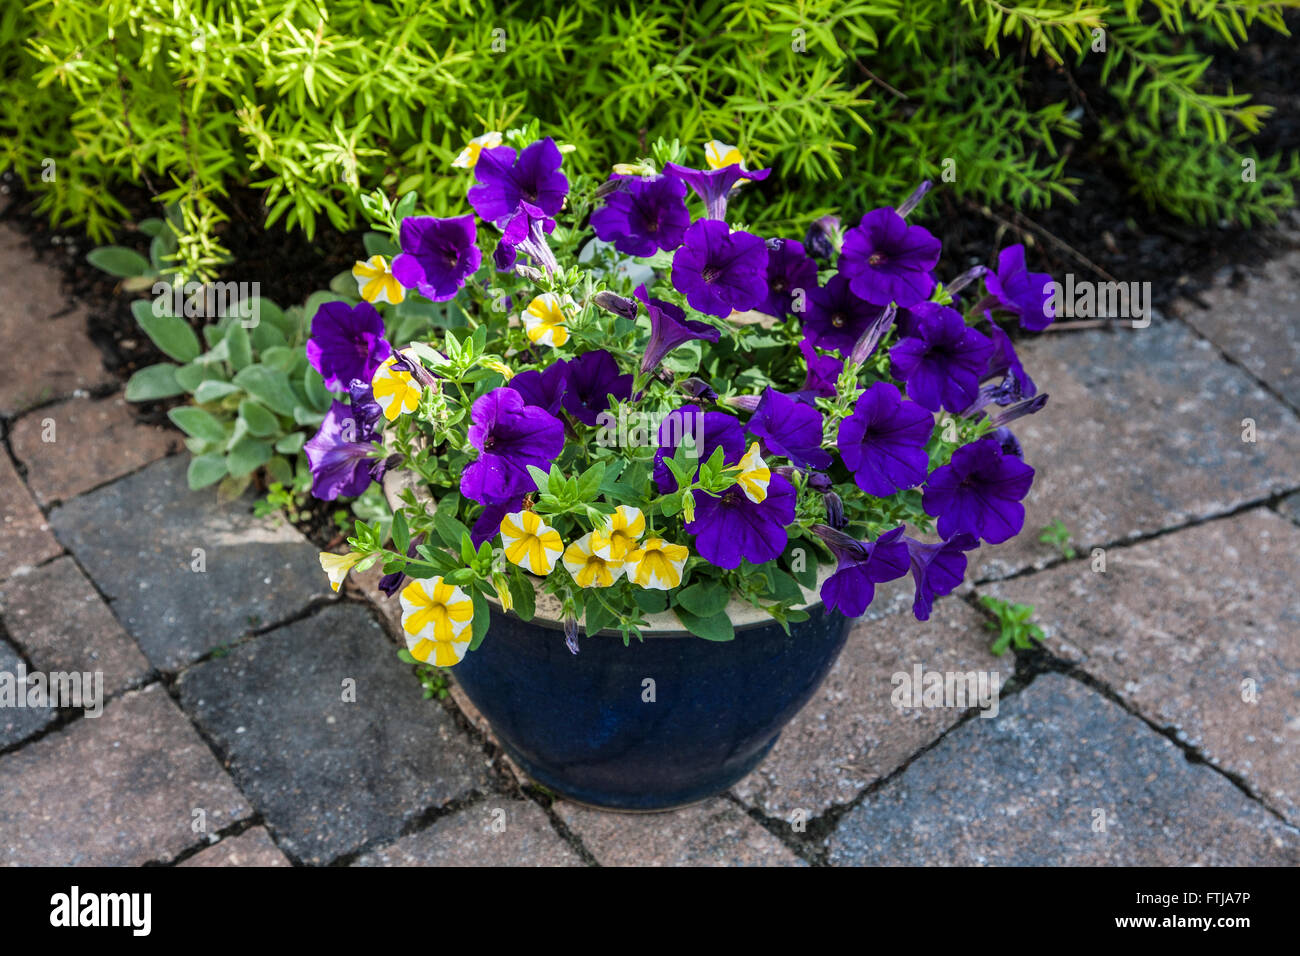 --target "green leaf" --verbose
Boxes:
[507,569,535,621]
[274,431,306,454]
[469,590,490,651]
[584,598,613,635]
[125,364,184,401]
[433,509,472,551]
[232,365,298,416]
[633,588,668,614]
[87,246,150,278]
[675,581,730,618]
[673,607,735,642]
[227,436,273,478]
[363,232,400,257]
[186,453,227,490]
[132,300,200,363]
[303,366,331,412]
[265,455,293,485]
[168,406,227,443]
[238,399,279,437]
[392,509,410,555]
[192,380,241,404]
[225,322,252,371]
